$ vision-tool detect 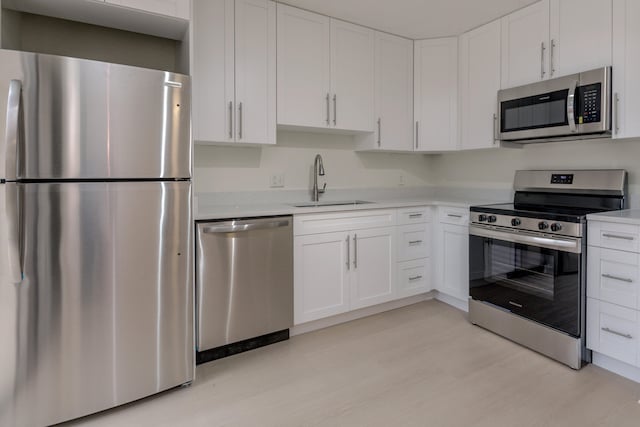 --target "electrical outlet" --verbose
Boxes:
[269,174,285,188]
